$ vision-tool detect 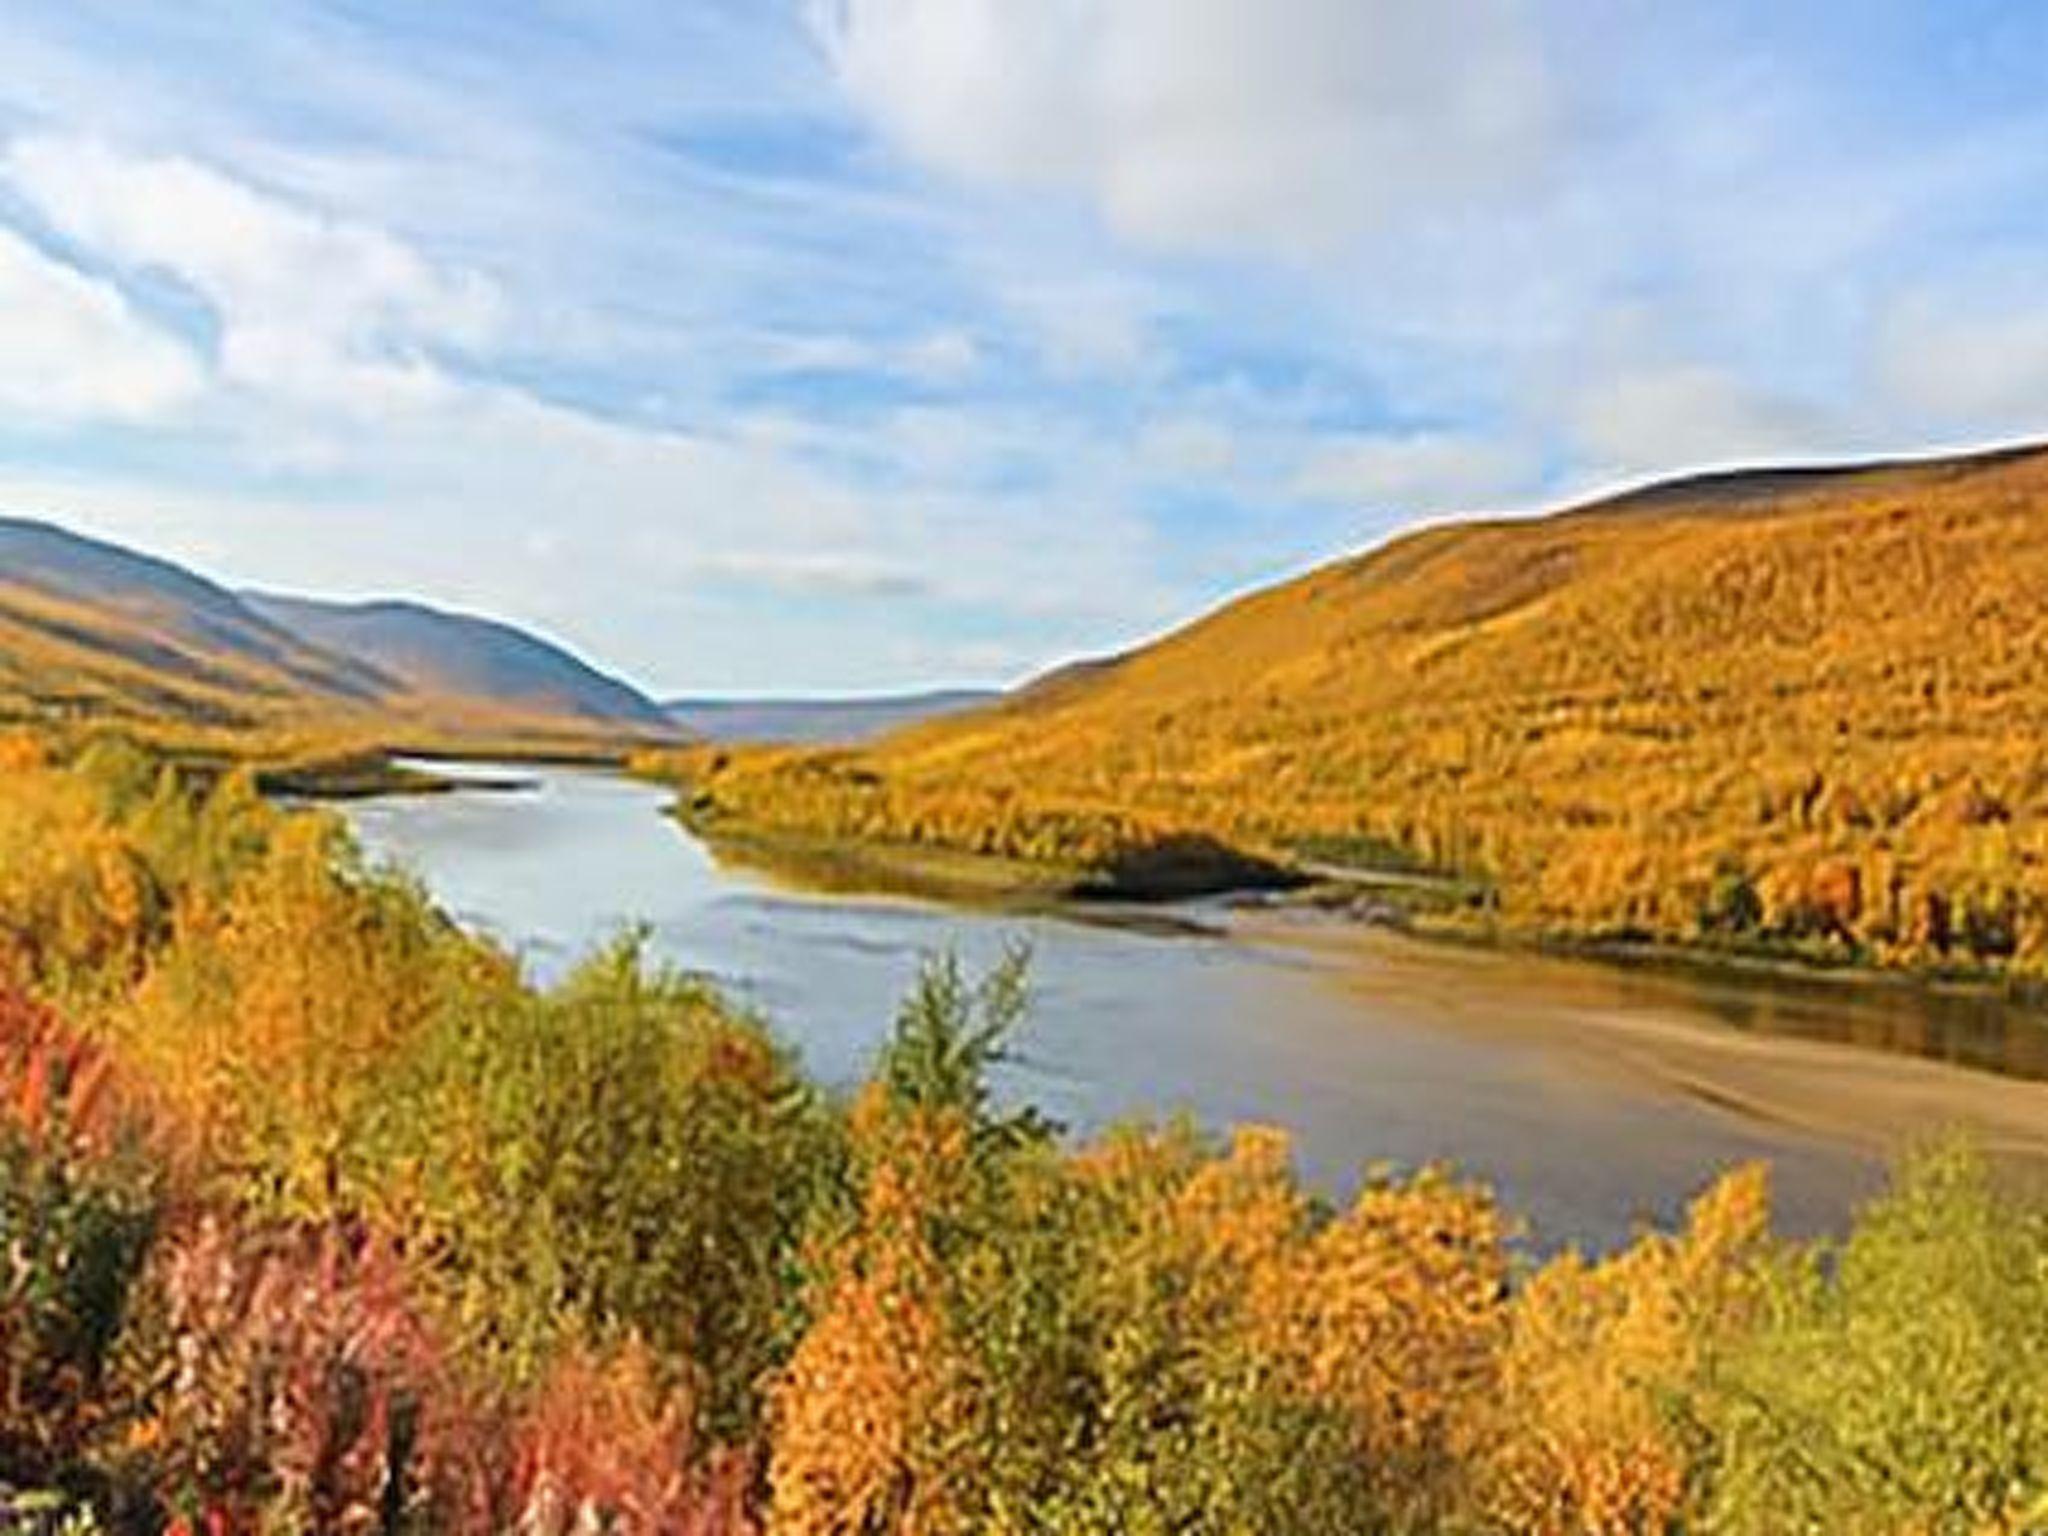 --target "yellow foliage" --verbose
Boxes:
[768,1099,974,1536]
[1472,1163,1773,1533]
[0,754,161,987]
[118,813,454,1209]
